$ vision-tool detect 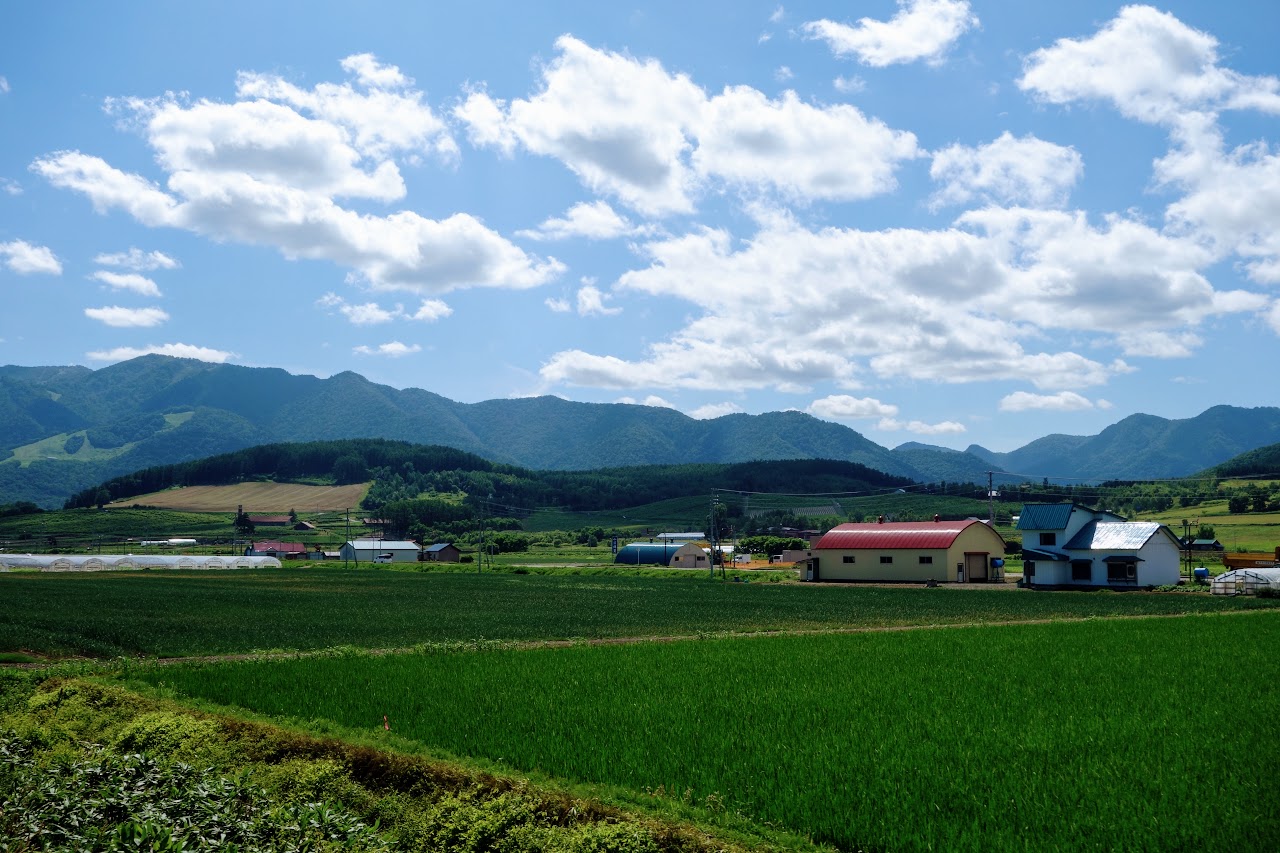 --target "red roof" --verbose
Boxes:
[814,520,988,550]
[252,541,306,553]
